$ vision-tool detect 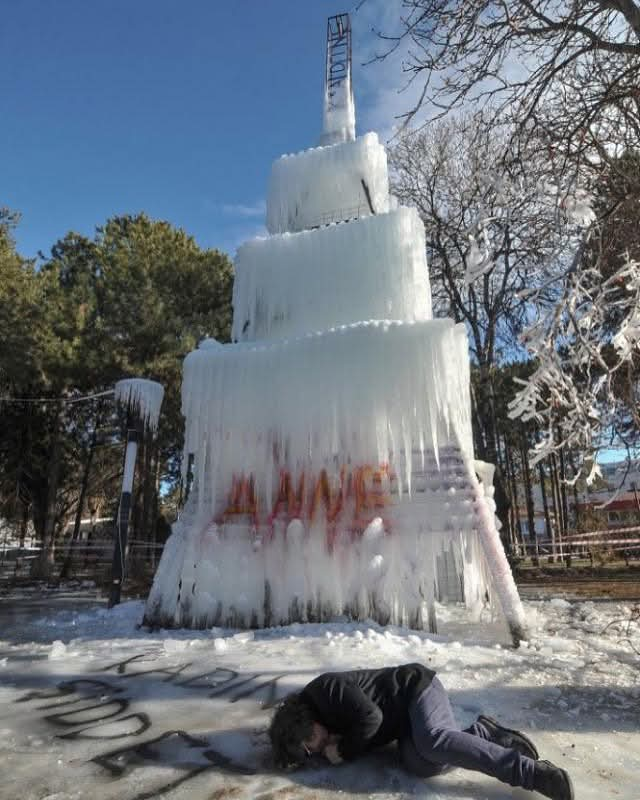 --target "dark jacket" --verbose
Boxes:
[300,663,435,761]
